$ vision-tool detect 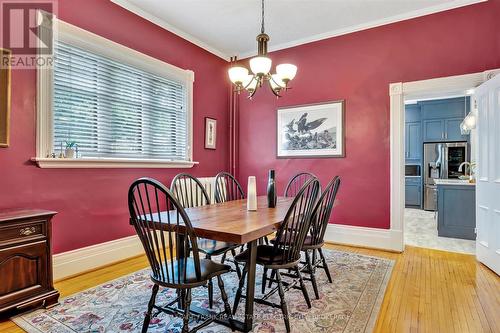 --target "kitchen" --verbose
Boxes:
[404,95,476,254]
